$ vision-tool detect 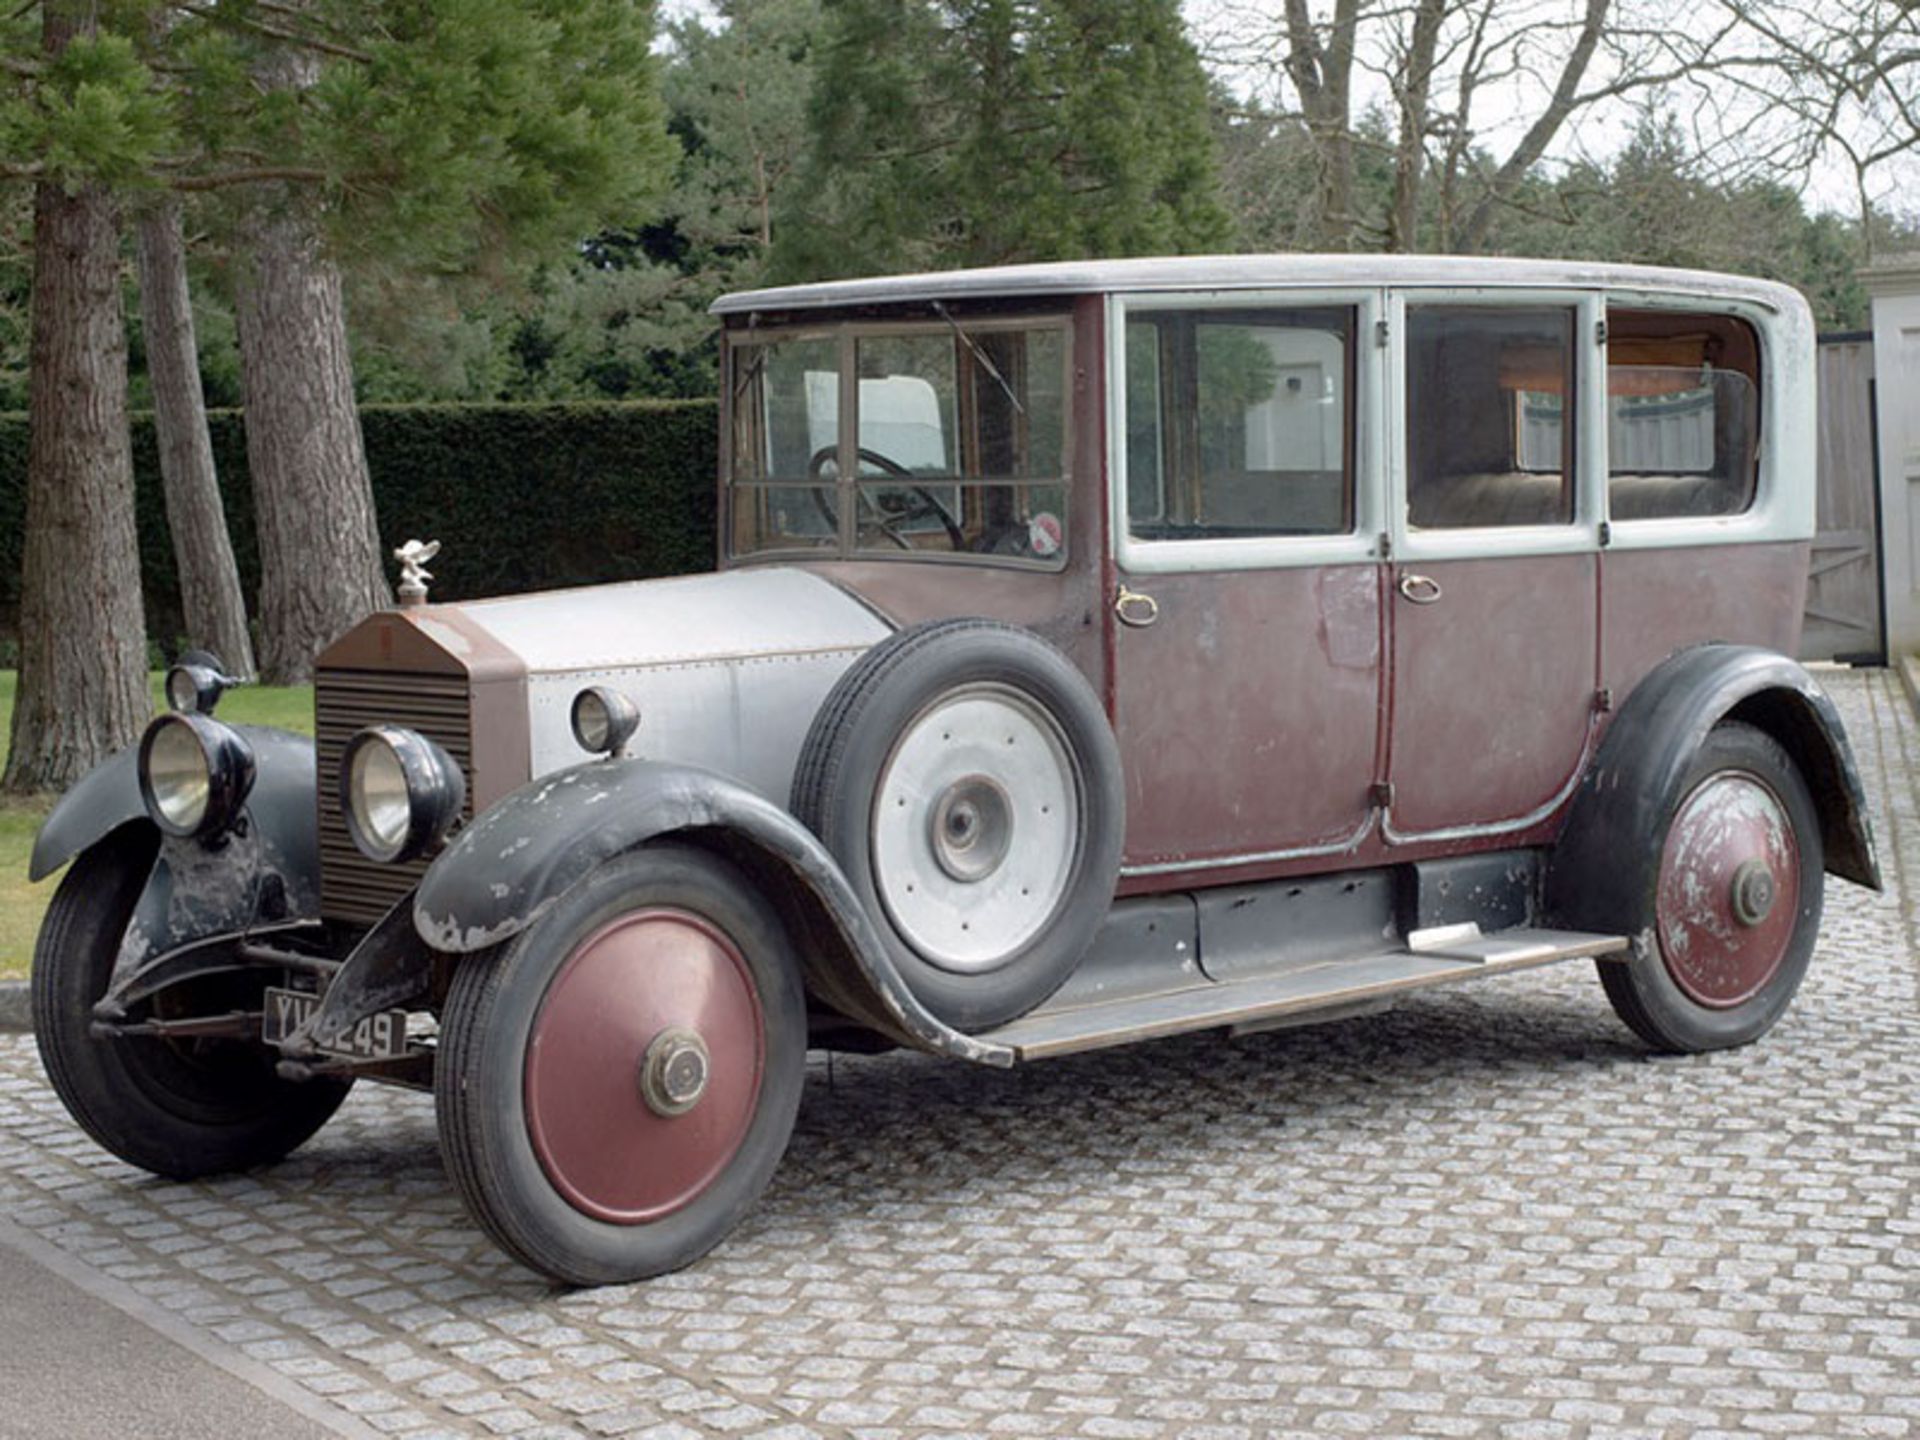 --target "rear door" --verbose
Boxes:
[1383,292,1604,842]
